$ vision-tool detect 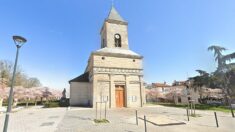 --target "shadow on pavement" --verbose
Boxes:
[138,117,186,126]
